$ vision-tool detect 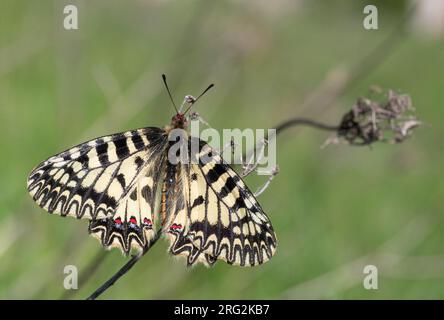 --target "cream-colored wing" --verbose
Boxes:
[164,141,277,267]
[27,127,167,220]
[89,150,166,254]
